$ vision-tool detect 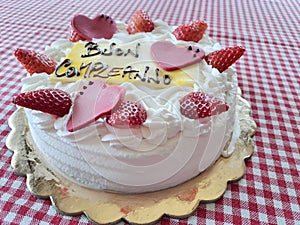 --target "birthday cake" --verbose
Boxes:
[12,10,245,193]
